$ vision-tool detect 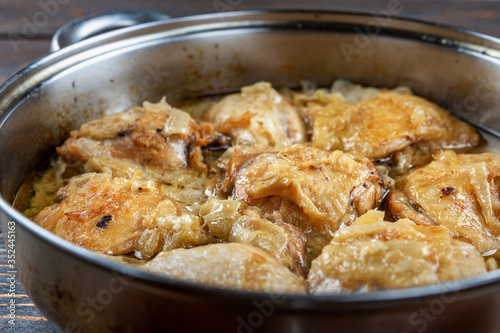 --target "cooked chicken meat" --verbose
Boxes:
[388,151,500,254]
[309,92,480,171]
[292,79,404,132]
[202,82,306,147]
[24,80,500,295]
[200,197,308,276]
[33,173,214,257]
[57,98,217,183]
[224,144,382,261]
[142,243,307,293]
[308,210,487,294]
[384,190,437,227]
